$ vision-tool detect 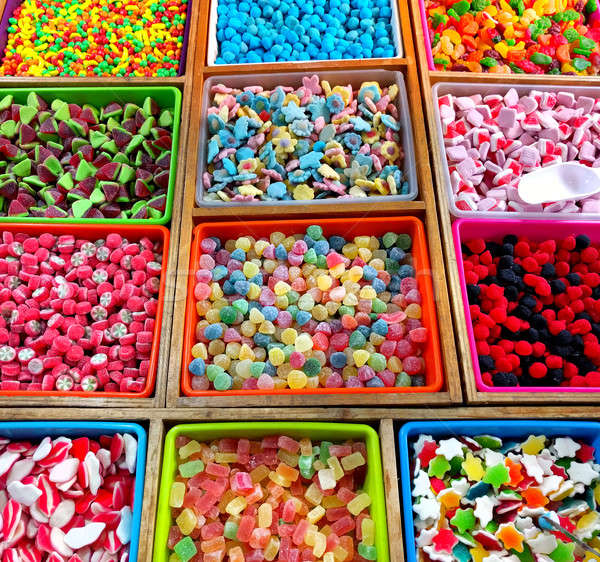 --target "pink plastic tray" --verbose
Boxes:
[417,0,435,70]
[453,218,600,393]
